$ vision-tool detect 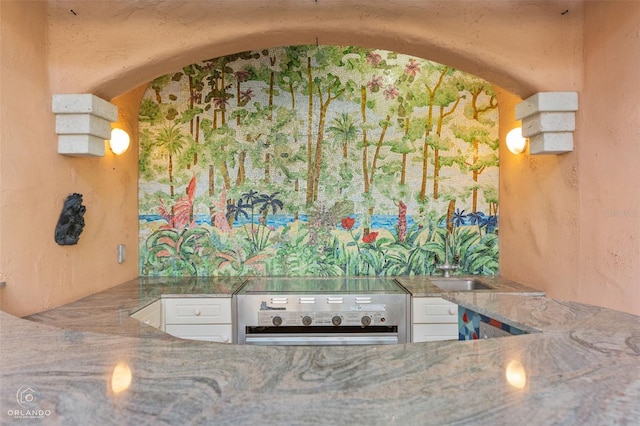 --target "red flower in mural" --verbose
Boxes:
[341,217,355,230]
[158,176,197,230]
[383,85,400,100]
[234,69,250,83]
[212,97,229,109]
[362,232,378,244]
[366,75,383,93]
[404,59,421,76]
[240,88,254,103]
[397,200,407,243]
[366,52,382,66]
